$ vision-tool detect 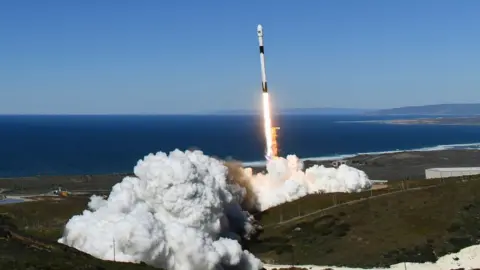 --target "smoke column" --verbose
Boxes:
[58,150,262,270]
[57,24,373,270]
[58,149,372,270]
